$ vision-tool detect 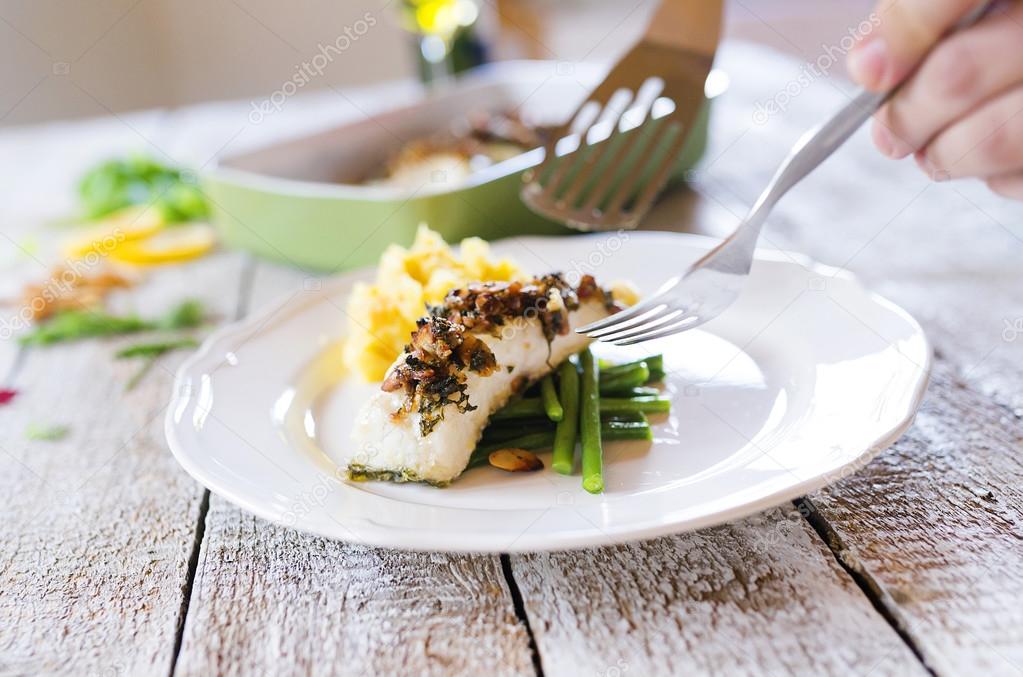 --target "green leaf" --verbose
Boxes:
[116,337,198,360]
[77,154,208,222]
[19,310,152,346]
[158,299,204,330]
[25,423,70,442]
[19,300,205,346]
